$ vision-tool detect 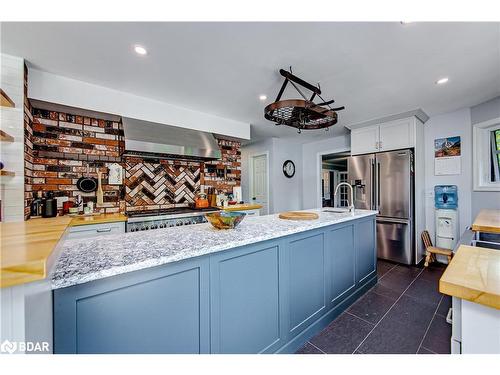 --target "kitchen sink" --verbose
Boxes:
[470,231,500,250]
